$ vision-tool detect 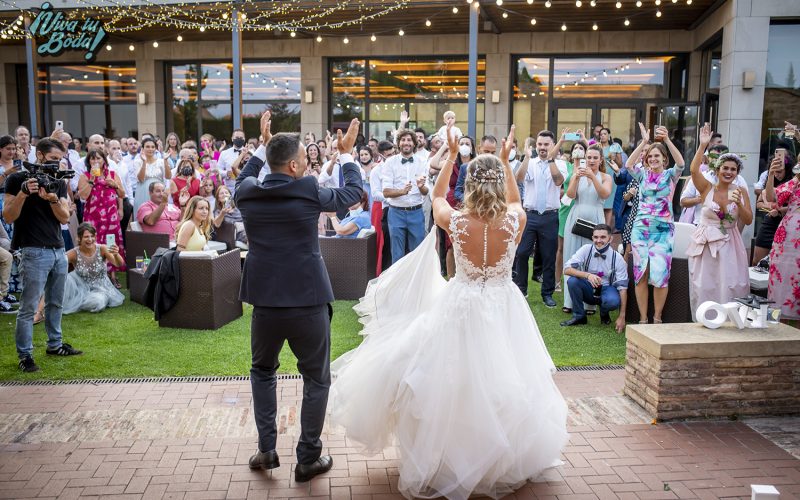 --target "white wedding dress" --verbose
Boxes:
[330,210,569,500]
